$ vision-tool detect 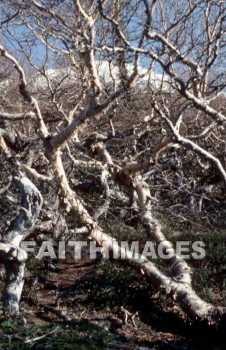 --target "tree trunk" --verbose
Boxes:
[0,171,43,314]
